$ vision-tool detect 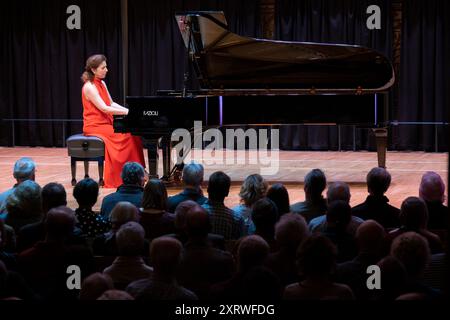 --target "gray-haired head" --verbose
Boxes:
[419,171,446,203]
[121,162,145,186]
[182,161,204,187]
[326,181,351,204]
[13,157,36,182]
[6,180,42,220]
[109,201,139,231]
[116,221,146,256]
